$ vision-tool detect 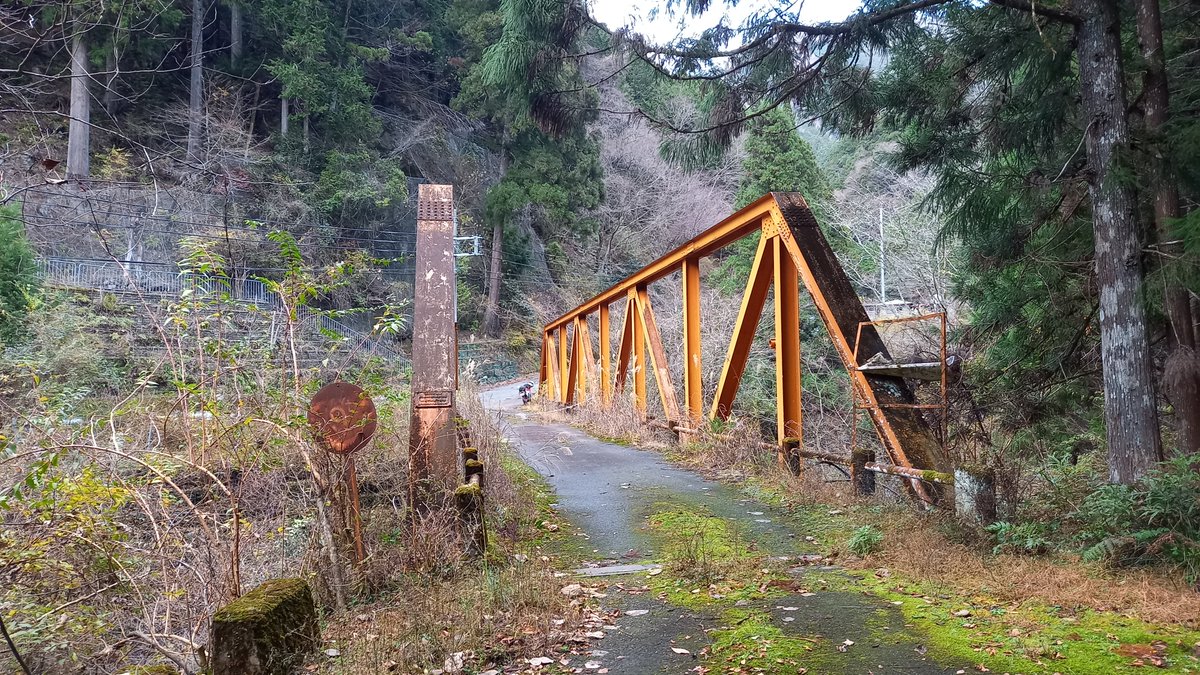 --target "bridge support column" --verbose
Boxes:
[682,258,703,424]
[558,326,568,403]
[579,316,596,401]
[599,305,612,405]
[544,330,562,402]
[628,289,647,415]
[773,237,802,470]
